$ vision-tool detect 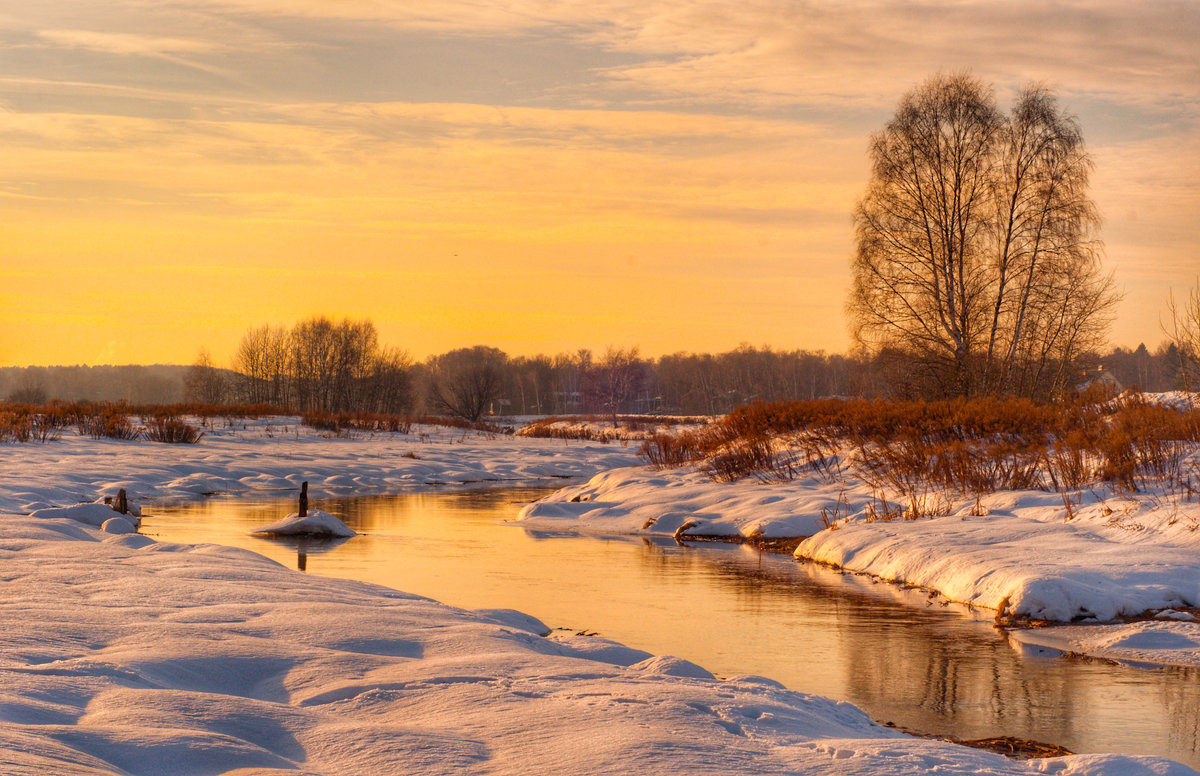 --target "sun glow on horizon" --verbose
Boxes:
[1,2,1197,367]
